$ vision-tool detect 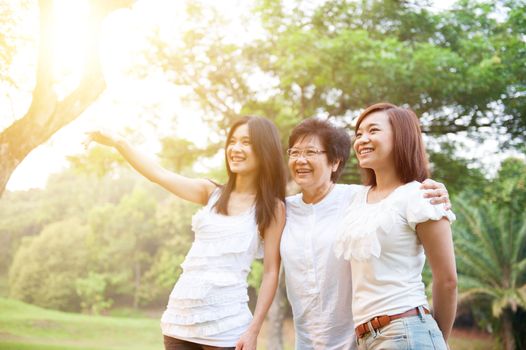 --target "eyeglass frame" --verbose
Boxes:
[286,147,327,159]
